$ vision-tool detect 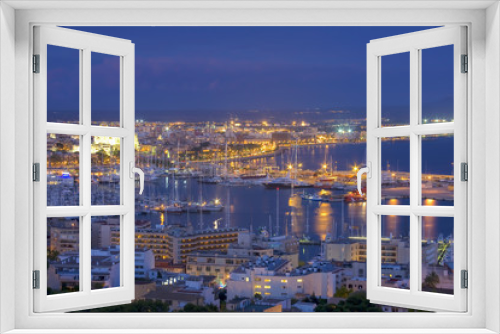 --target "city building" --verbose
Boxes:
[47,248,121,292]
[322,238,409,264]
[261,235,300,254]
[48,246,155,293]
[91,217,120,249]
[112,226,249,263]
[227,256,340,301]
[292,301,317,312]
[185,251,252,286]
[141,275,220,311]
[134,248,155,279]
[225,297,251,311]
[48,218,79,254]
